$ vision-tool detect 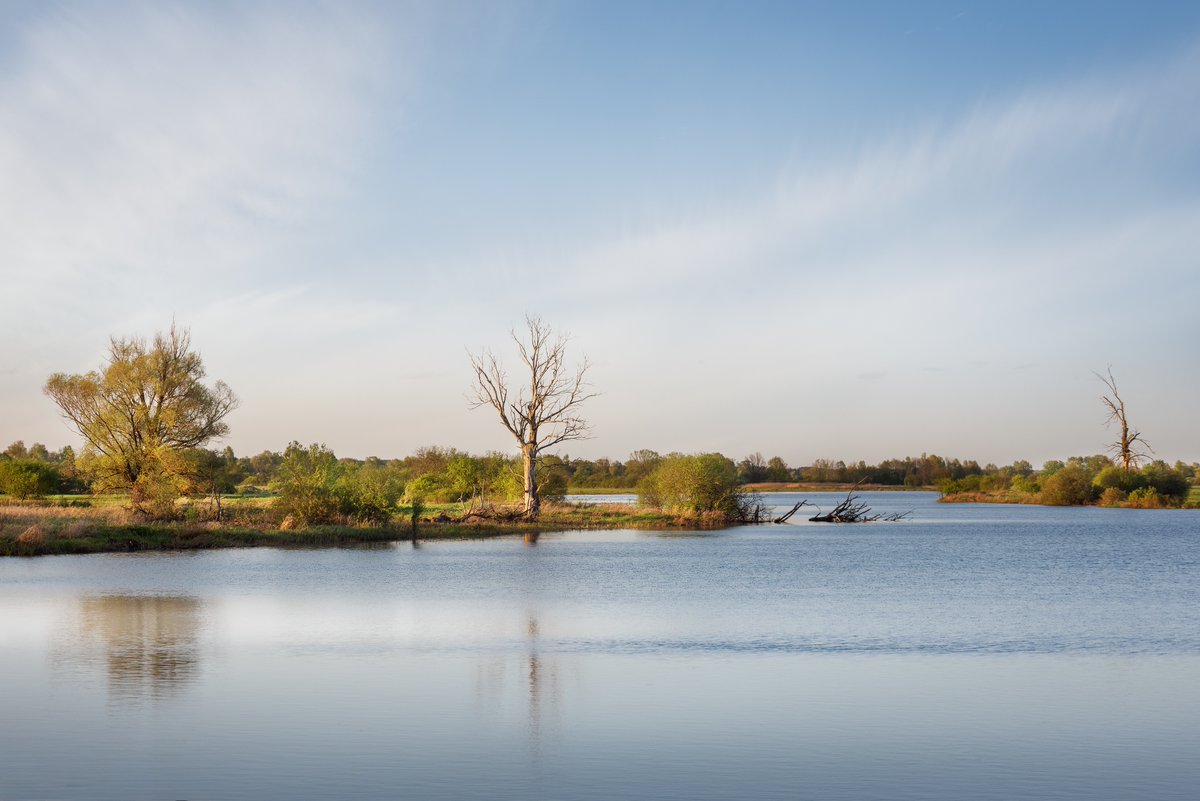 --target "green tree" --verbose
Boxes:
[43,325,237,512]
[765,456,791,482]
[0,460,60,499]
[273,442,344,525]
